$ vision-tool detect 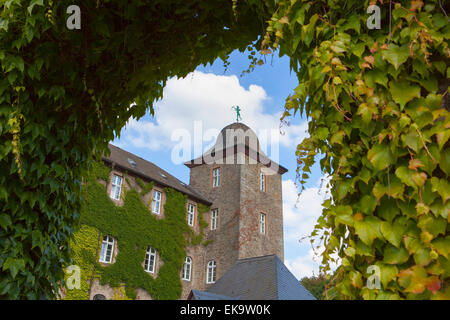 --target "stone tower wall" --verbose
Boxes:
[238,161,284,261]
[184,162,242,296]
